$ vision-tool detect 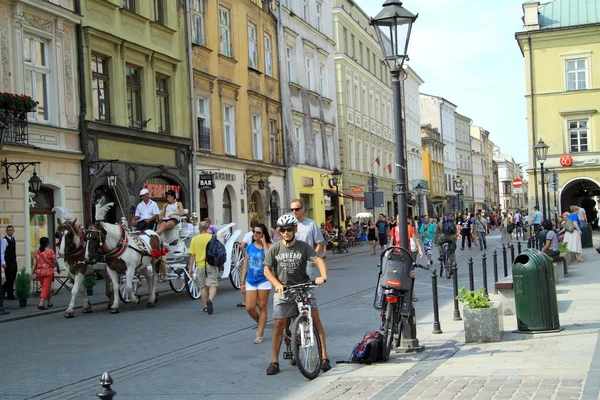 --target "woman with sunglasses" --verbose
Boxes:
[240,223,273,344]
